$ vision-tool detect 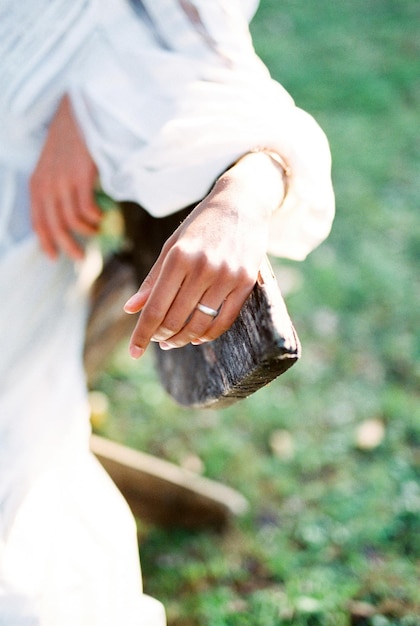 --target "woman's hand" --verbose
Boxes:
[124,151,287,358]
[30,95,102,260]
